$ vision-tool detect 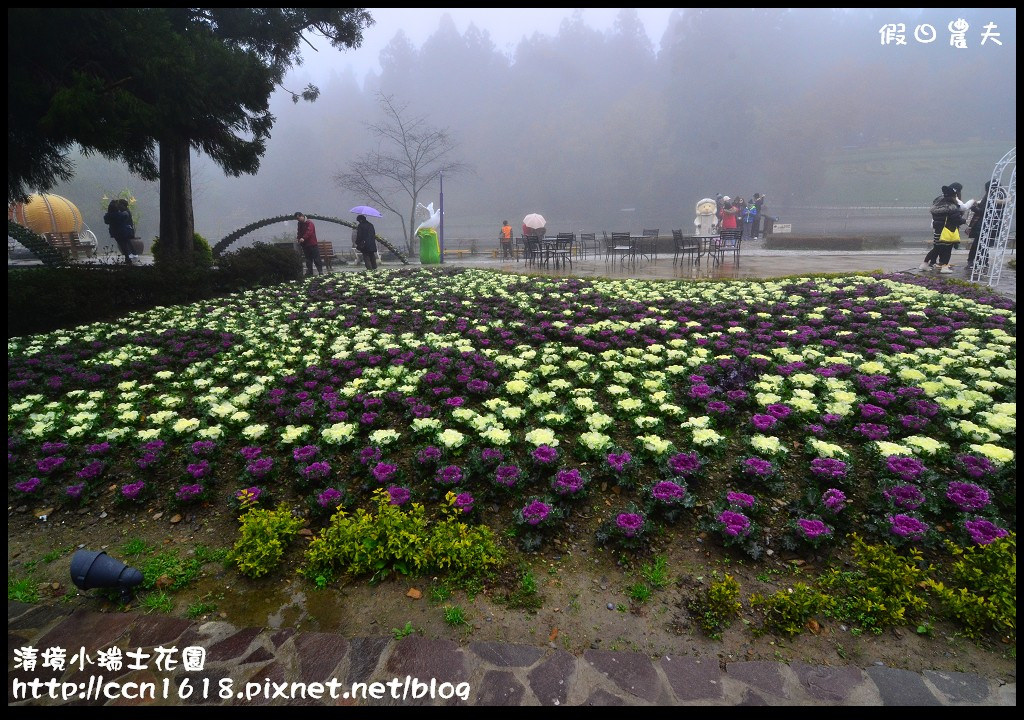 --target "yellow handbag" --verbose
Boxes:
[939,226,960,243]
